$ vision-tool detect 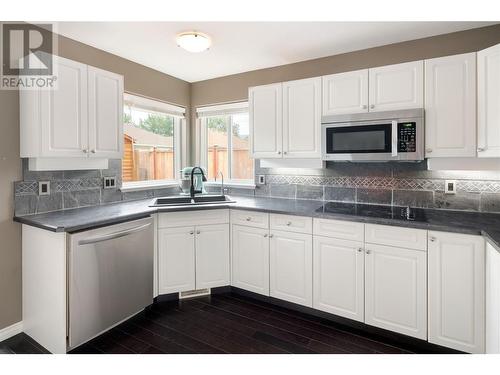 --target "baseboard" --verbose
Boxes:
[0,321,23,342]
